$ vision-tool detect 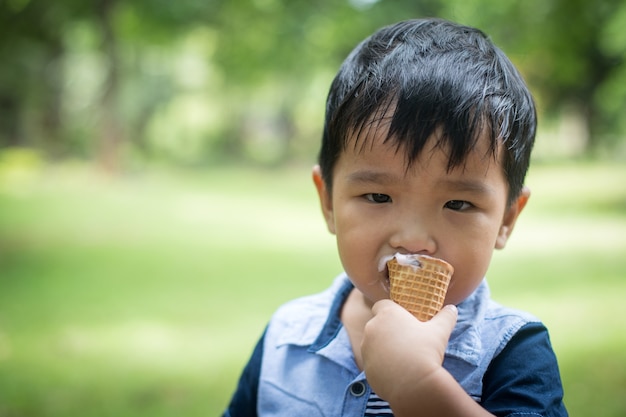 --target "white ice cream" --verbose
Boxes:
[378,252,423,272]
